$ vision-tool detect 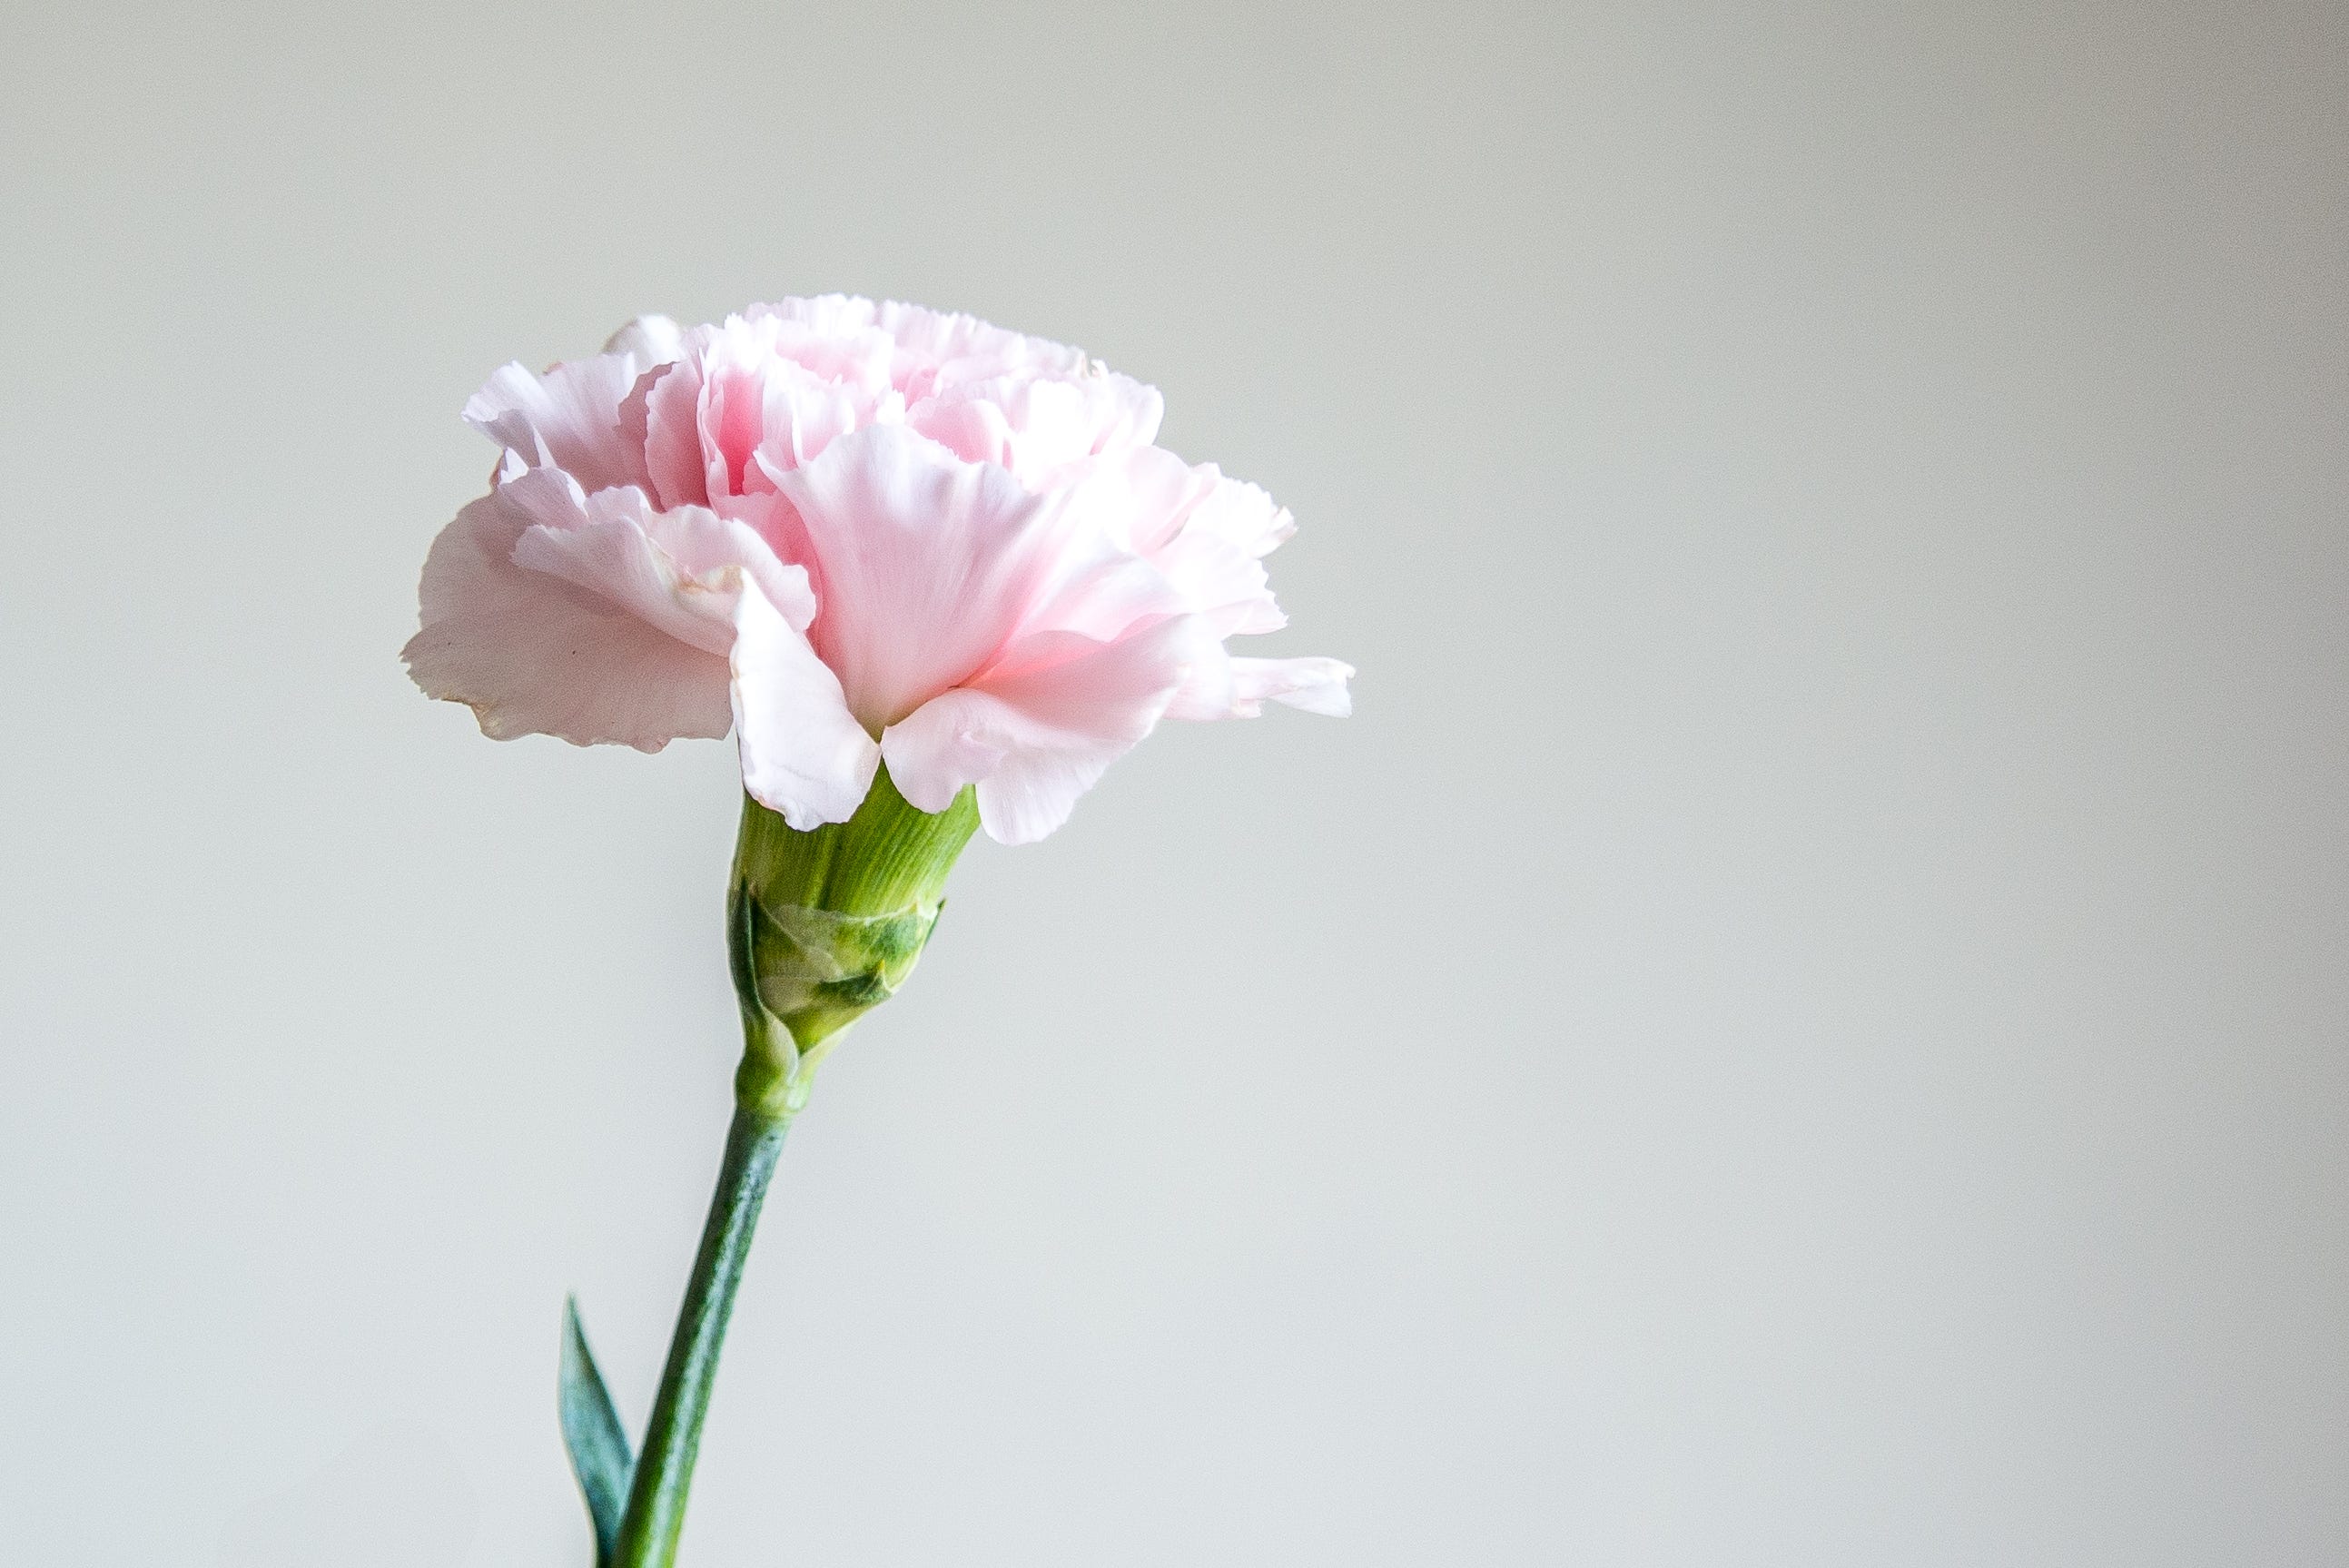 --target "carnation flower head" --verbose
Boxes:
[405,296,1351,844]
